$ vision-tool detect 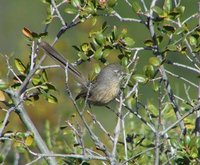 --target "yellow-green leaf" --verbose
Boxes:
[25,135,34,146]
[149,57,160,66]
[15,59,26,74]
